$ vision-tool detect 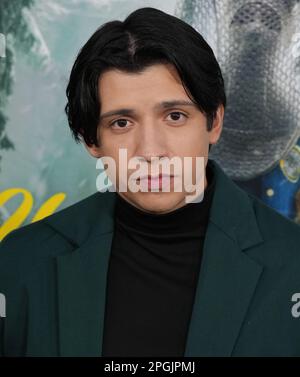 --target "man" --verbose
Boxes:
[0,7,300,357]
